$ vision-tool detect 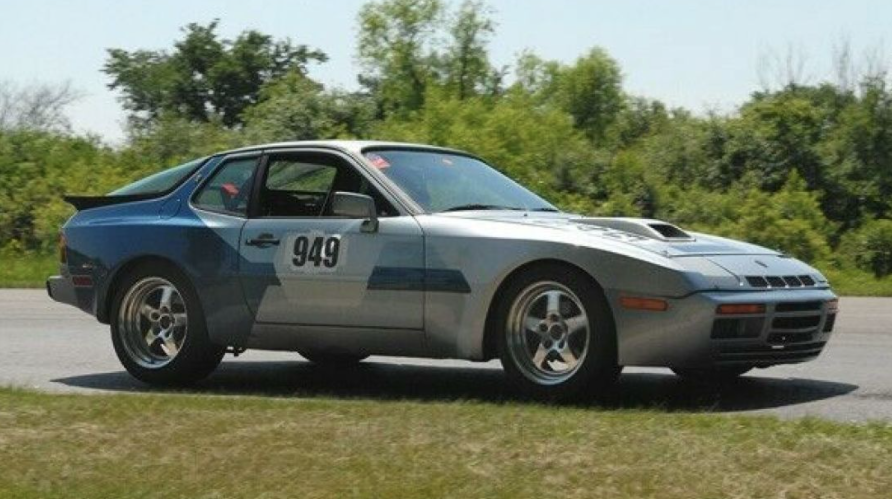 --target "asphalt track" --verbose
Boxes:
[2,290,890,422]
